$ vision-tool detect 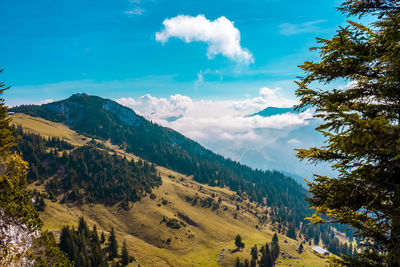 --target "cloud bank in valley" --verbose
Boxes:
[156,15,254,64]
[116,88,330,179]
[117,88,304,143]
